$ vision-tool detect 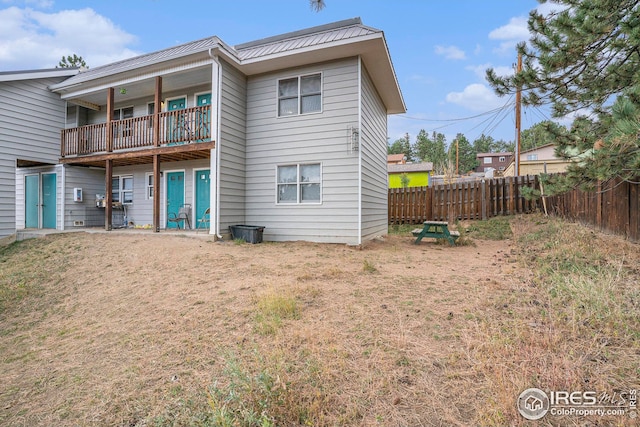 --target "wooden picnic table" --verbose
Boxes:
[412,221,460,246]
